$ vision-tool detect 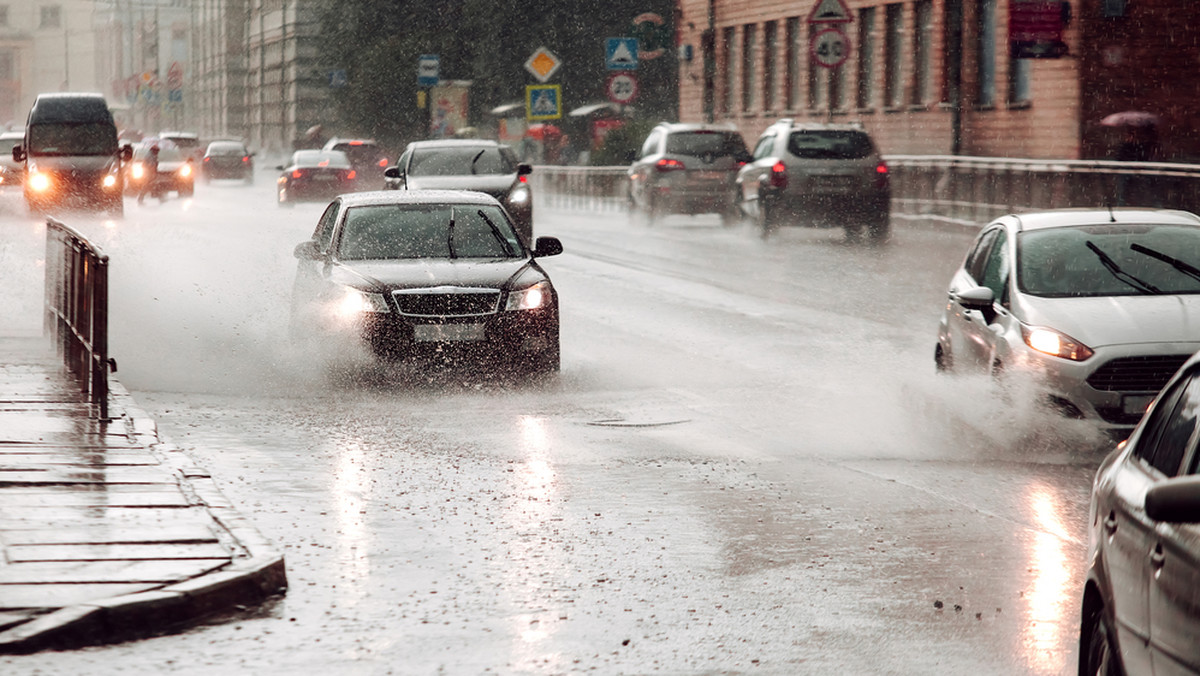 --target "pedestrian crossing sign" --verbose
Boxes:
[526,84,562,121]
